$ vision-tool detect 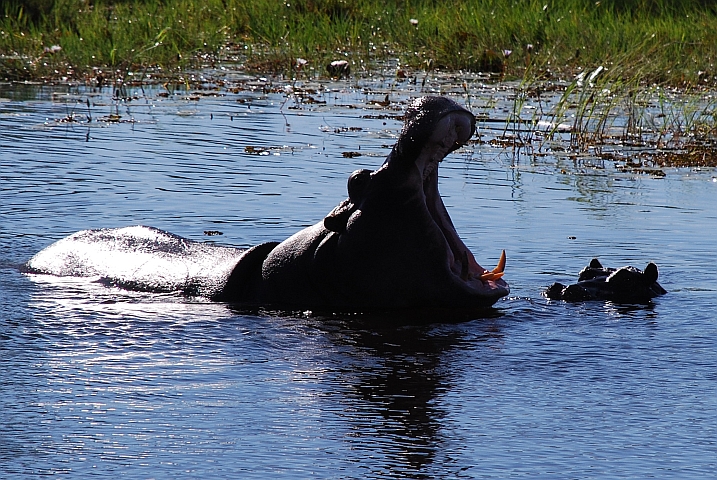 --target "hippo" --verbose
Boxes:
[544,258,666,303]
[25,96,510,311]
